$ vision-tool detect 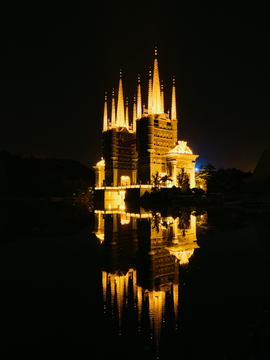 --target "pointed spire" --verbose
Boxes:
[171,76,177,120]
[111,88,116,128]
[148,67,153,115]
[133,94,137,132]
[160,80,164,114]
[103,92,108,132]
[137,74,142,119]
[152,47,161,114]
[125,97,129,129]
[117,70,125,127]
